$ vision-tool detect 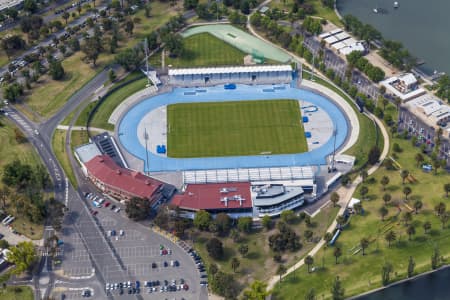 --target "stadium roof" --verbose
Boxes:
[171,182,252,211]
[168,65,292,76]
[85,155,162,200]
